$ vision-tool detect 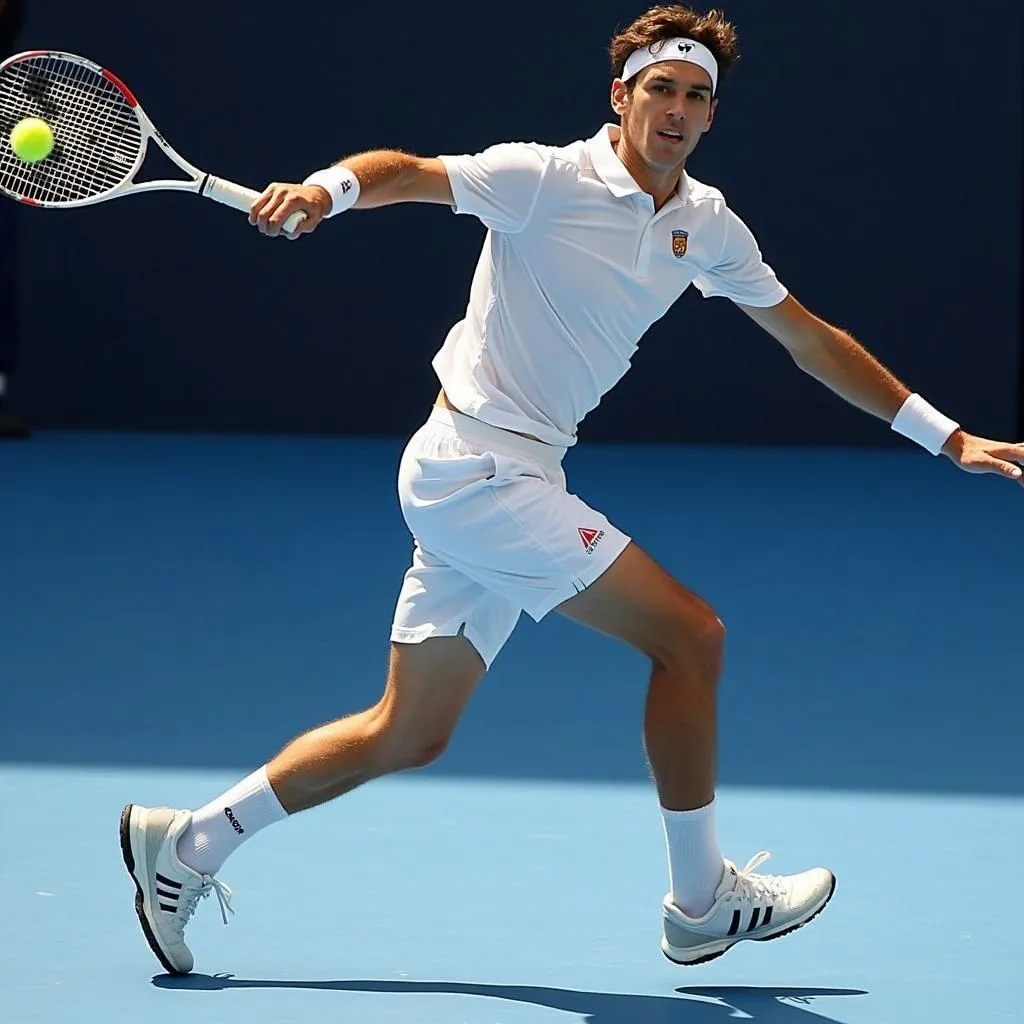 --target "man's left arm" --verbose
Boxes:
[737,294,1024,485]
